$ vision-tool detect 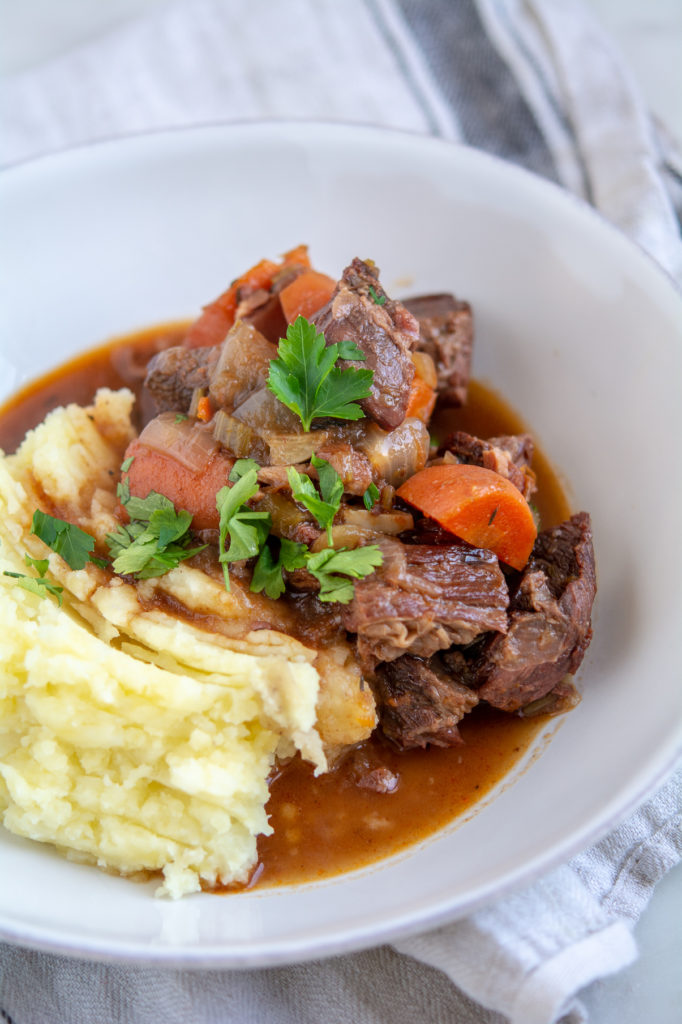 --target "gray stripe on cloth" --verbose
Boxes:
[475,0,591,199]
[364,0,456,138]
[395,0,559,181]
